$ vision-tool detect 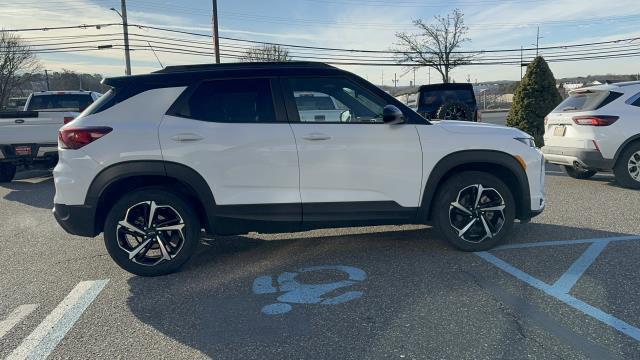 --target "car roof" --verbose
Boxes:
[419,83,473,91]
[572,80,640,93]
[103,61,347,89]
[32,91,95,95]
